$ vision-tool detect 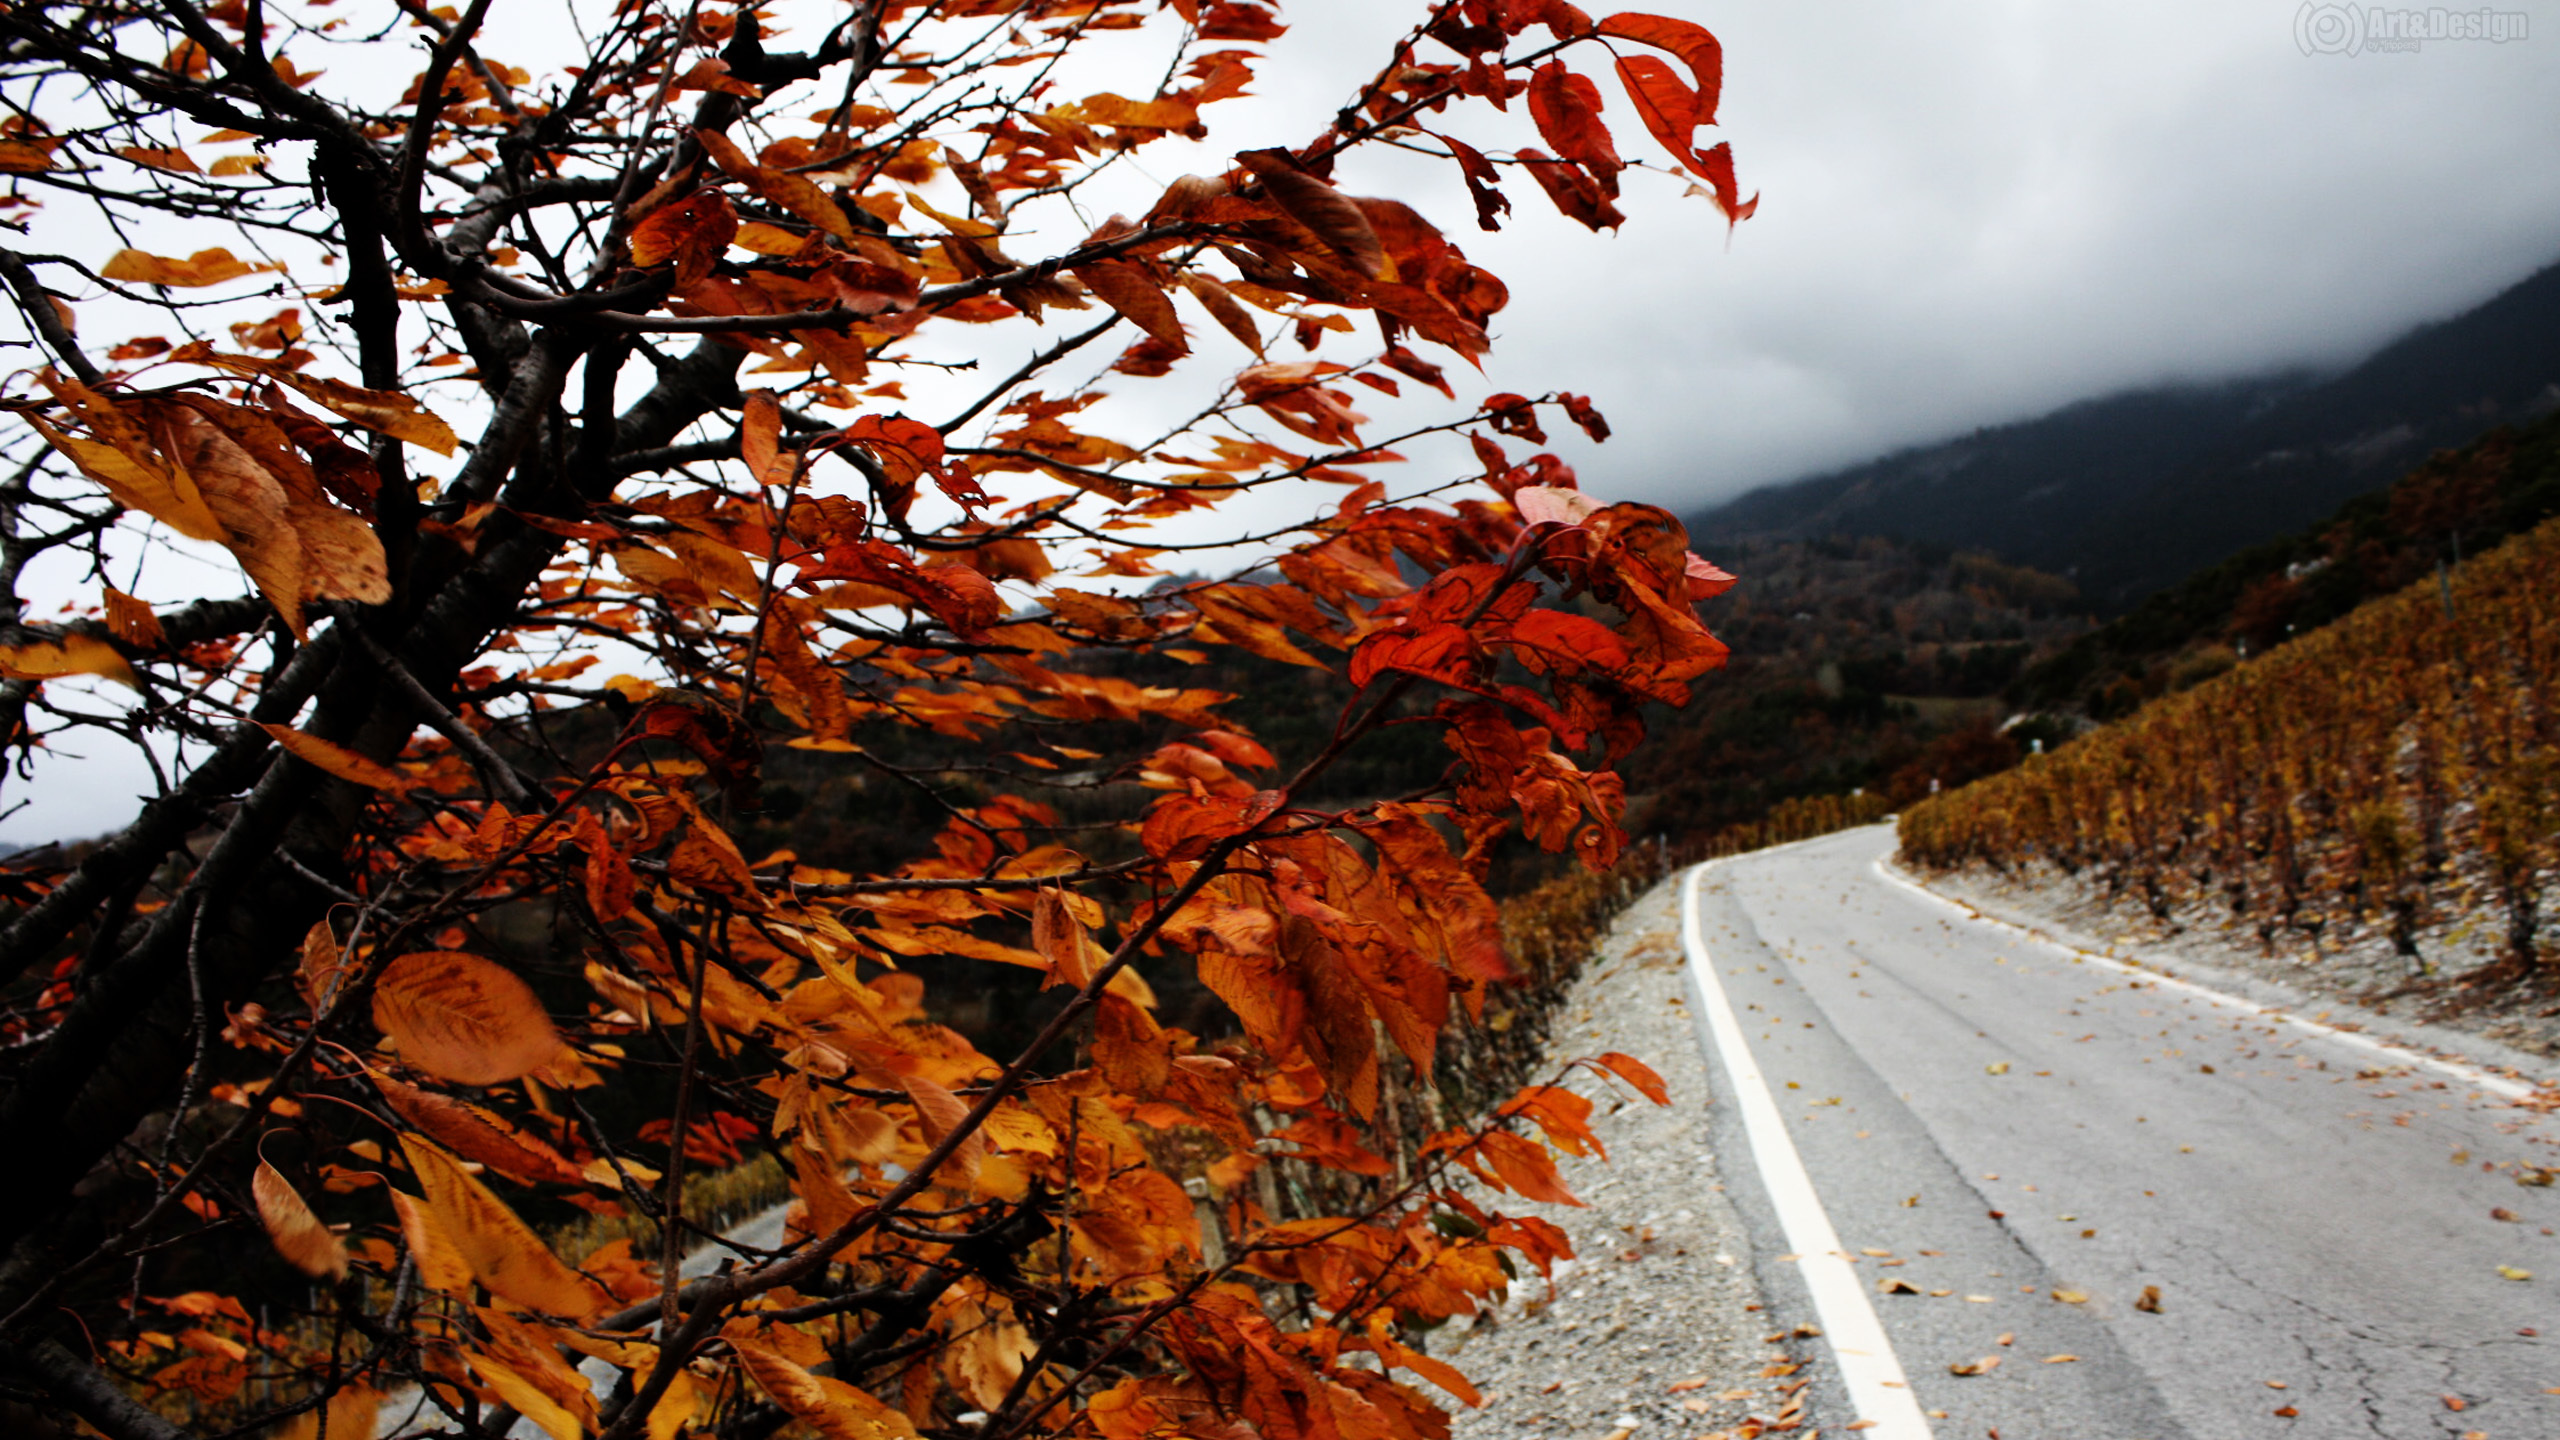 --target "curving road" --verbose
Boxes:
[1682,825,2559,1440]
